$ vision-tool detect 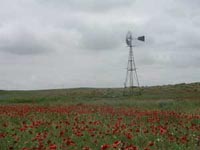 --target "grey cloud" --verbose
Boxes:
[79,27,122,50]
[176,30,200,50]
[0,0,200,90]
[40,0,134,12]
[0,29,52,55]
[137,47,200,69]
[69,22,135,51]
